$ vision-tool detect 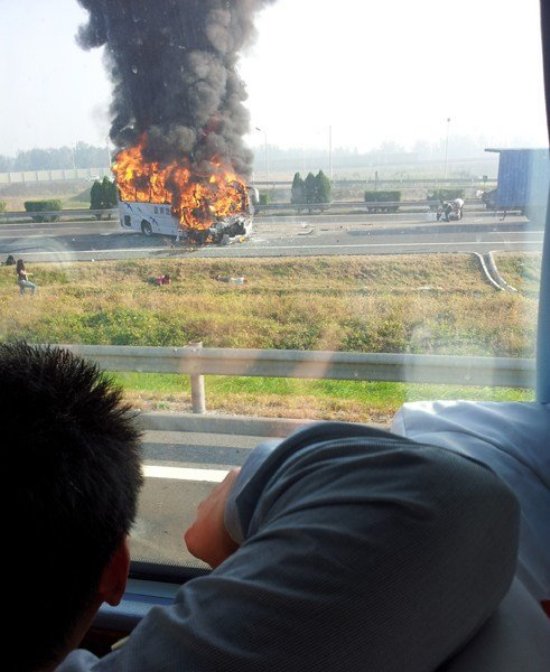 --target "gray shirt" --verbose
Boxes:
[58,422,518,672]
